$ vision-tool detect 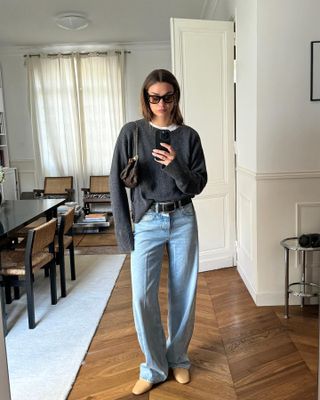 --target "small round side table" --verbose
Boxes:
[280,237,320,318]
